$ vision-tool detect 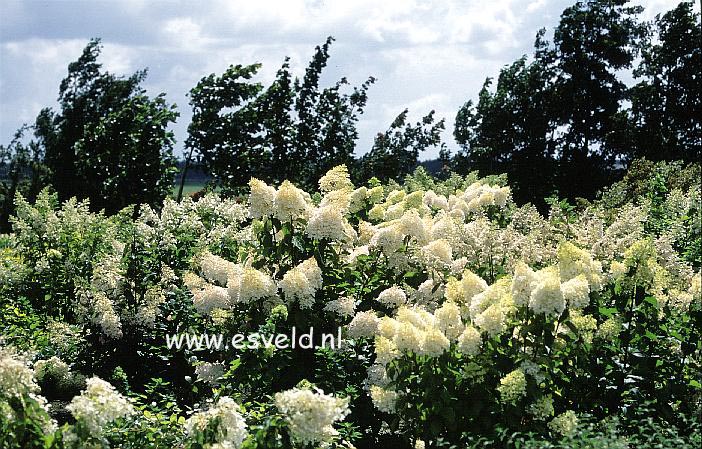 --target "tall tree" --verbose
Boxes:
[548,0,645,199]
[34,38,178,213]
[454,0,646,203]
[356,109,445,183]
[629,1,701,162]
[187,37,375,191]
[453,52,557,206]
